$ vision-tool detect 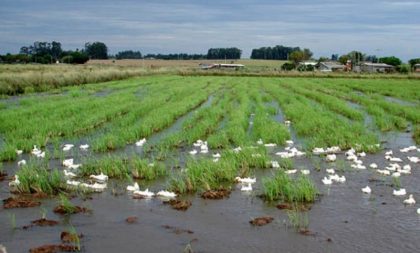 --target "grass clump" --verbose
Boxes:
[262,170,318,202]
[130,158,166,180]
[16,163,64,195]
[57,194,78,214]
[81,156,130,179]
